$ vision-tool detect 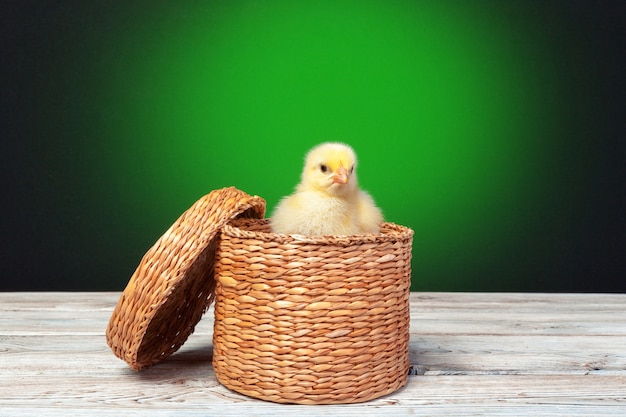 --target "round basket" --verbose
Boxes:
[212,218,413,404]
